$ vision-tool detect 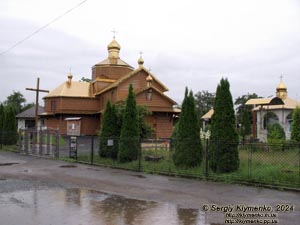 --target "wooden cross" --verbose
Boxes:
[26,77,49,129]
[111,29,118,39]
